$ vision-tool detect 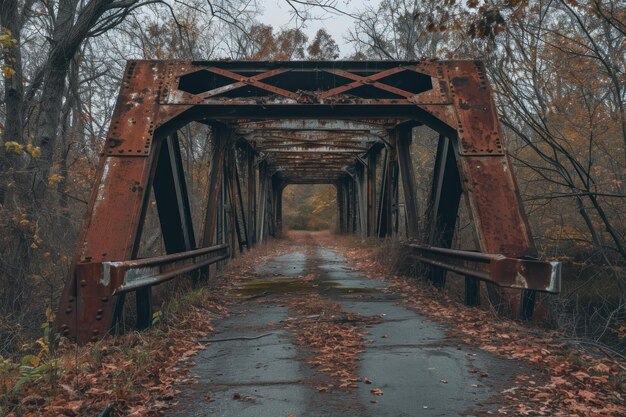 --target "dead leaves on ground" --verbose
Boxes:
[4,300,227,417]
[282,293,382,393]
[333,237,626,417]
